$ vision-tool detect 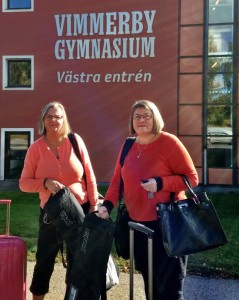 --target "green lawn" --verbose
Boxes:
[0,188,238,278]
